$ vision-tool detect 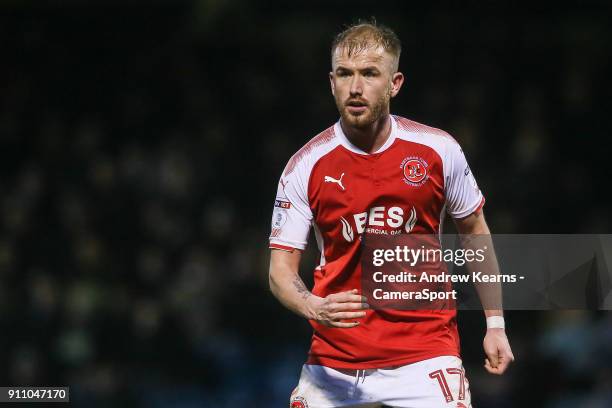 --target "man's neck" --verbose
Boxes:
[340,114,392,154]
